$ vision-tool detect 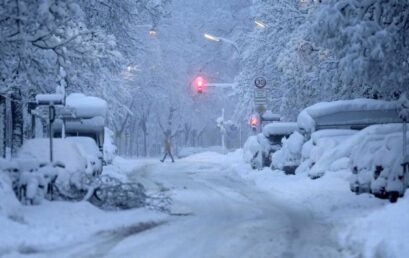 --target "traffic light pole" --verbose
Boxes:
[205,83,237,88]
[49,105,56,162]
